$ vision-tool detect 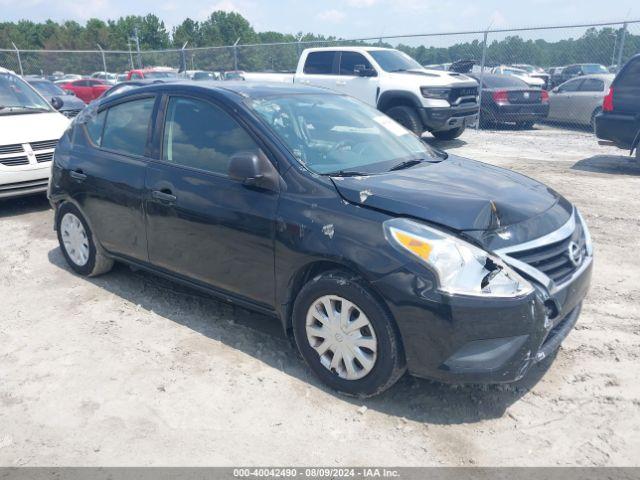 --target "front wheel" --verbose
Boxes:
[384,105,423,136]
[292,271,406,397]
[432,126,465,140]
